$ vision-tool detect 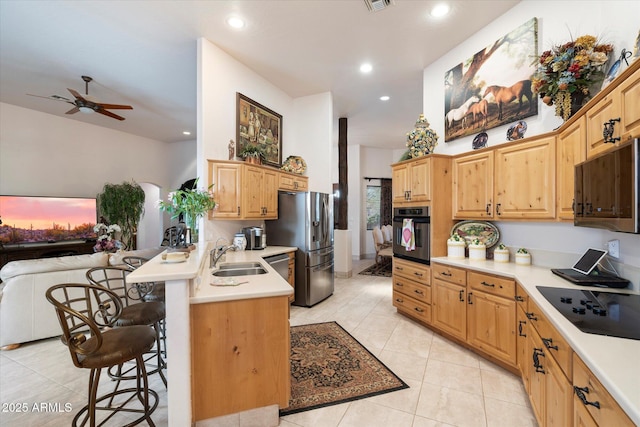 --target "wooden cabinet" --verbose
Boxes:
[431,262,467,340]
[392,258,431,324]
[190,296,290,420]
[392,157,431,204]
[287,251,295,303]
[515,283,530,391]
[572,354,635,427]
[586,65,640,158]
[466,271,516,366]
[279,172,308,192]
[452,150,494,219]
[242,165,278,219]
[208,160,280,220]
[494,135,556,219]
[557,116,586,221]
